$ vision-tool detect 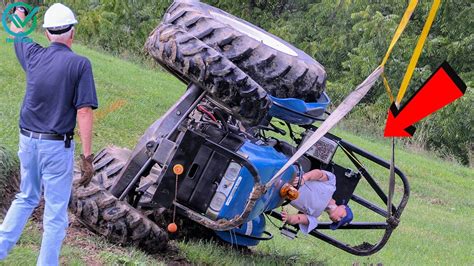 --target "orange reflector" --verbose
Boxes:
[173,164,184,175]
[280,183,299,201]
[167,222,178,233]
